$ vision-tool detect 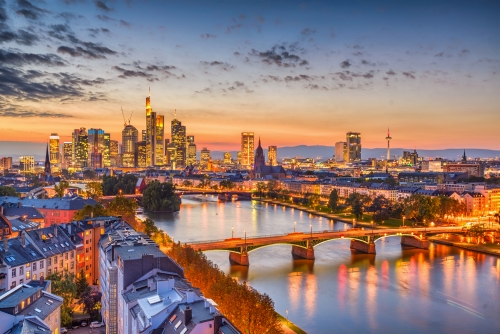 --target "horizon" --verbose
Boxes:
[0,0,499,151]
